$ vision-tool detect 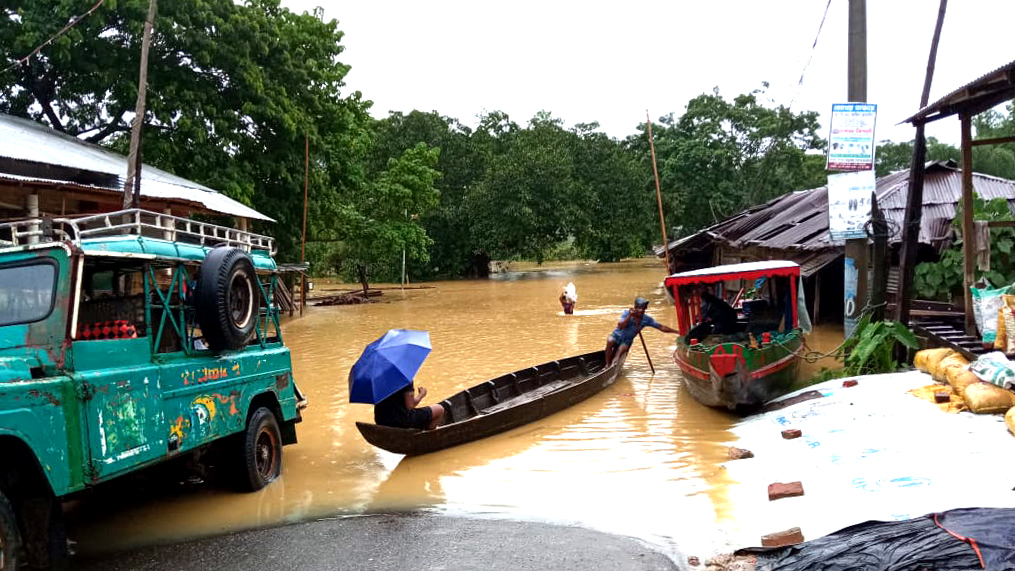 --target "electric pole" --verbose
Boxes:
[843,0,868,338]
